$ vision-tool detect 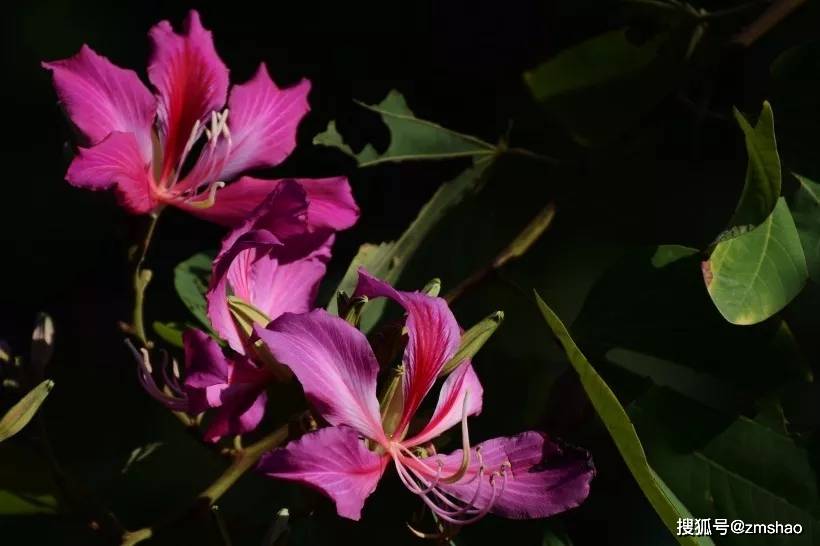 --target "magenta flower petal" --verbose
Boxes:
[42,45,155,159]
[66,132,156,214]
[255,310,386,442]
[258,426,387,520]
[216,179,309,255]
[206,180,322,352]
[182,329,270,442]
[202,384,268,443]
[436,432,594,519]
[354,270,461,434]
[174,175,284,228]
[295,176,360,231]
[219,65,310,180]
[405,362,483,447]
[247,254,328,321]
[148,10,229,182]
[182,329,231,393]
